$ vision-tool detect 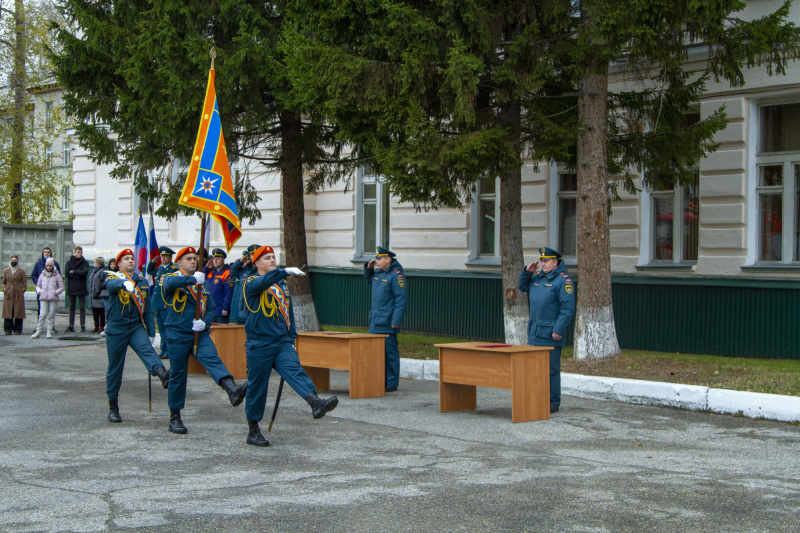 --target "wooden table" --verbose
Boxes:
[295,332,388,399]
[435,342,552,423]
[186,323,247,379]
